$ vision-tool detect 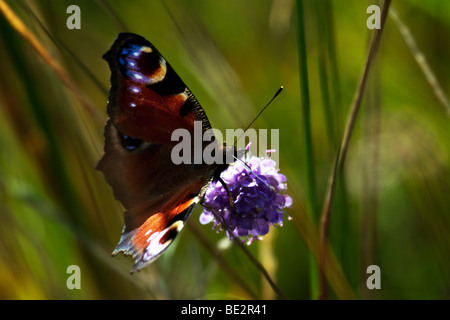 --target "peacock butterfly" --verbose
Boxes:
[97,33,235,272]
